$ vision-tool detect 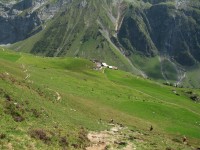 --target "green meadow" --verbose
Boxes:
[0,48,200,149]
